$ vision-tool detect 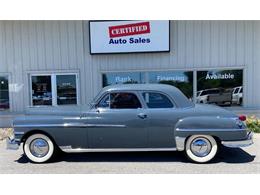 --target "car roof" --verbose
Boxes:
[97,84,194,108]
